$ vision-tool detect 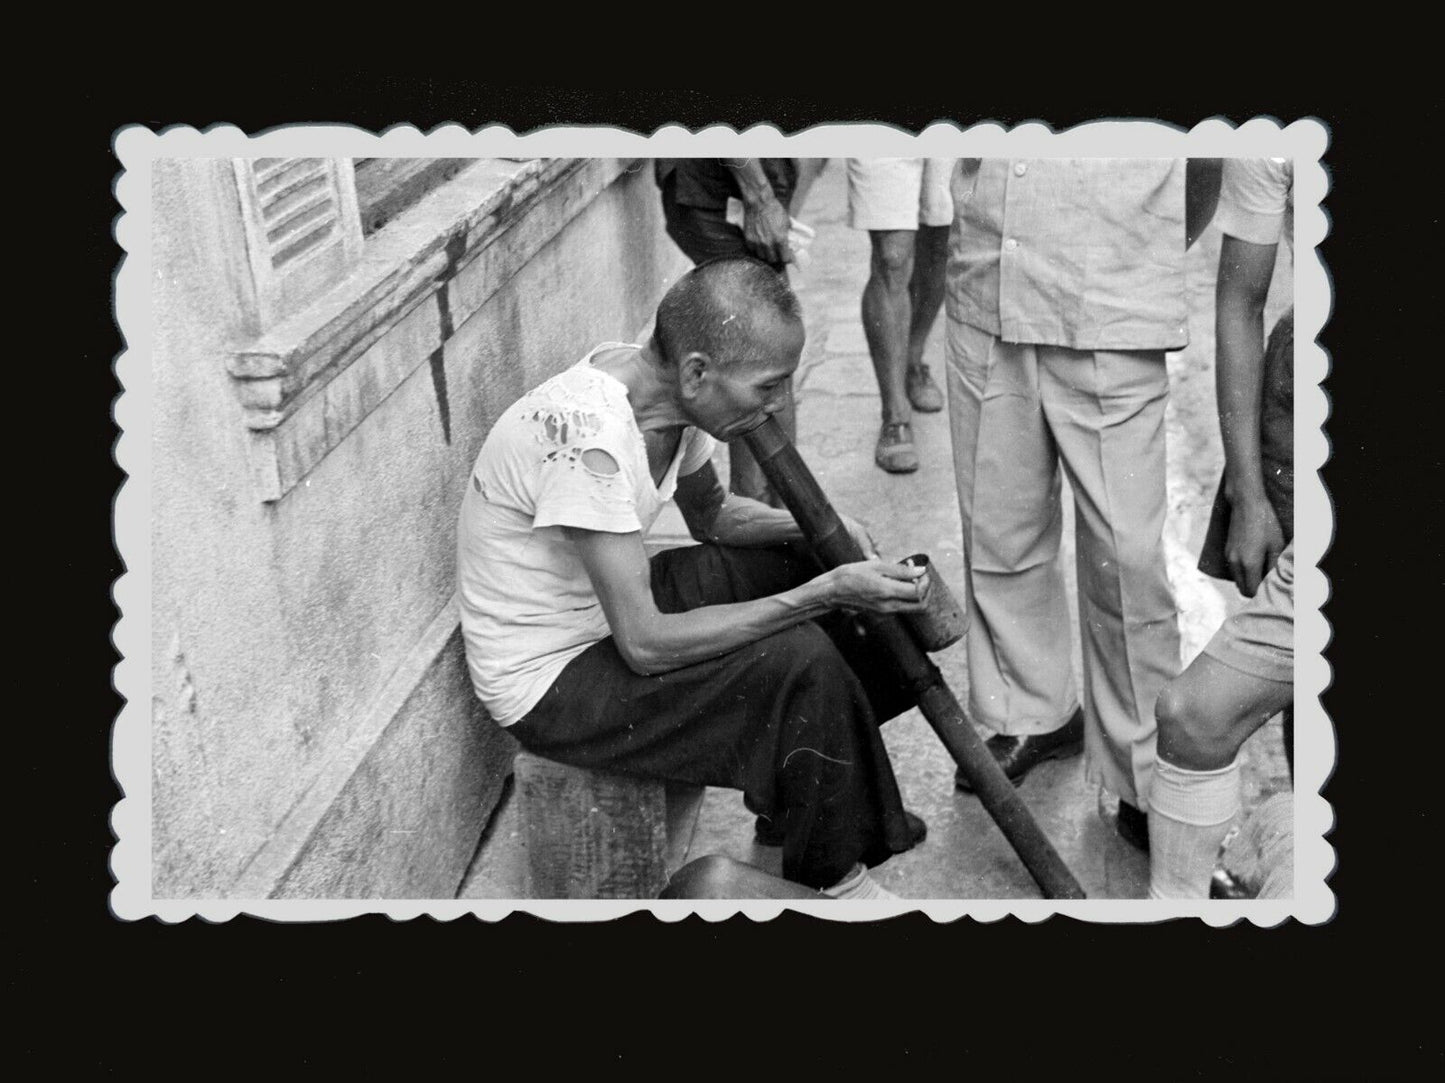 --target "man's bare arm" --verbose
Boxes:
[1215,233,1286,596]
[565,525,926,676]
[675,461,880,556]
[721,158,791,265]
[675,461,799,546]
